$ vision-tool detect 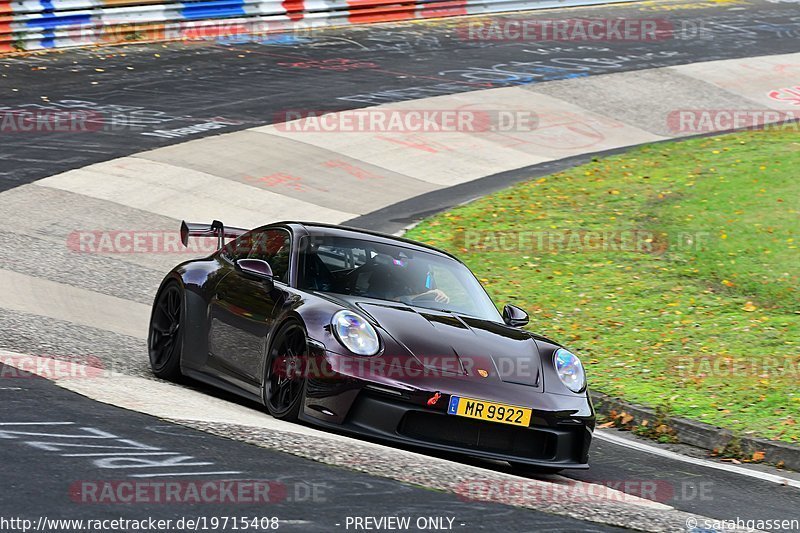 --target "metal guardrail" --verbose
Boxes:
[1,0,639,52]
